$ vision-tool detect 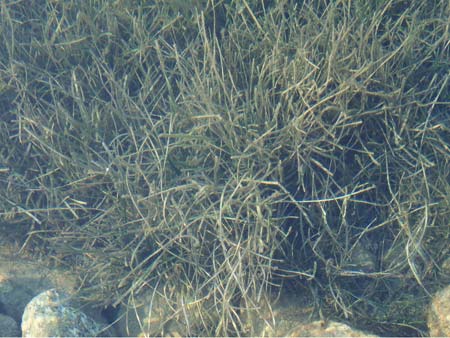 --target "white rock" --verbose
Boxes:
[22,289,103,337]
[428,285,450,336]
